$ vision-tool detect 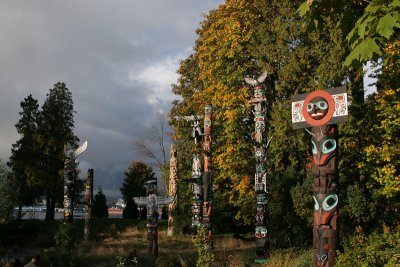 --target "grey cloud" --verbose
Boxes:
[0,0,223,198]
